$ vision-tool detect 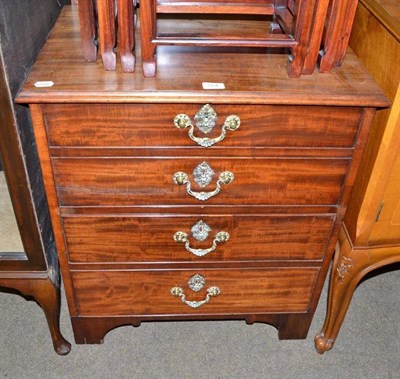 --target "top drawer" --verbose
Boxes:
[42,104,362,148]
